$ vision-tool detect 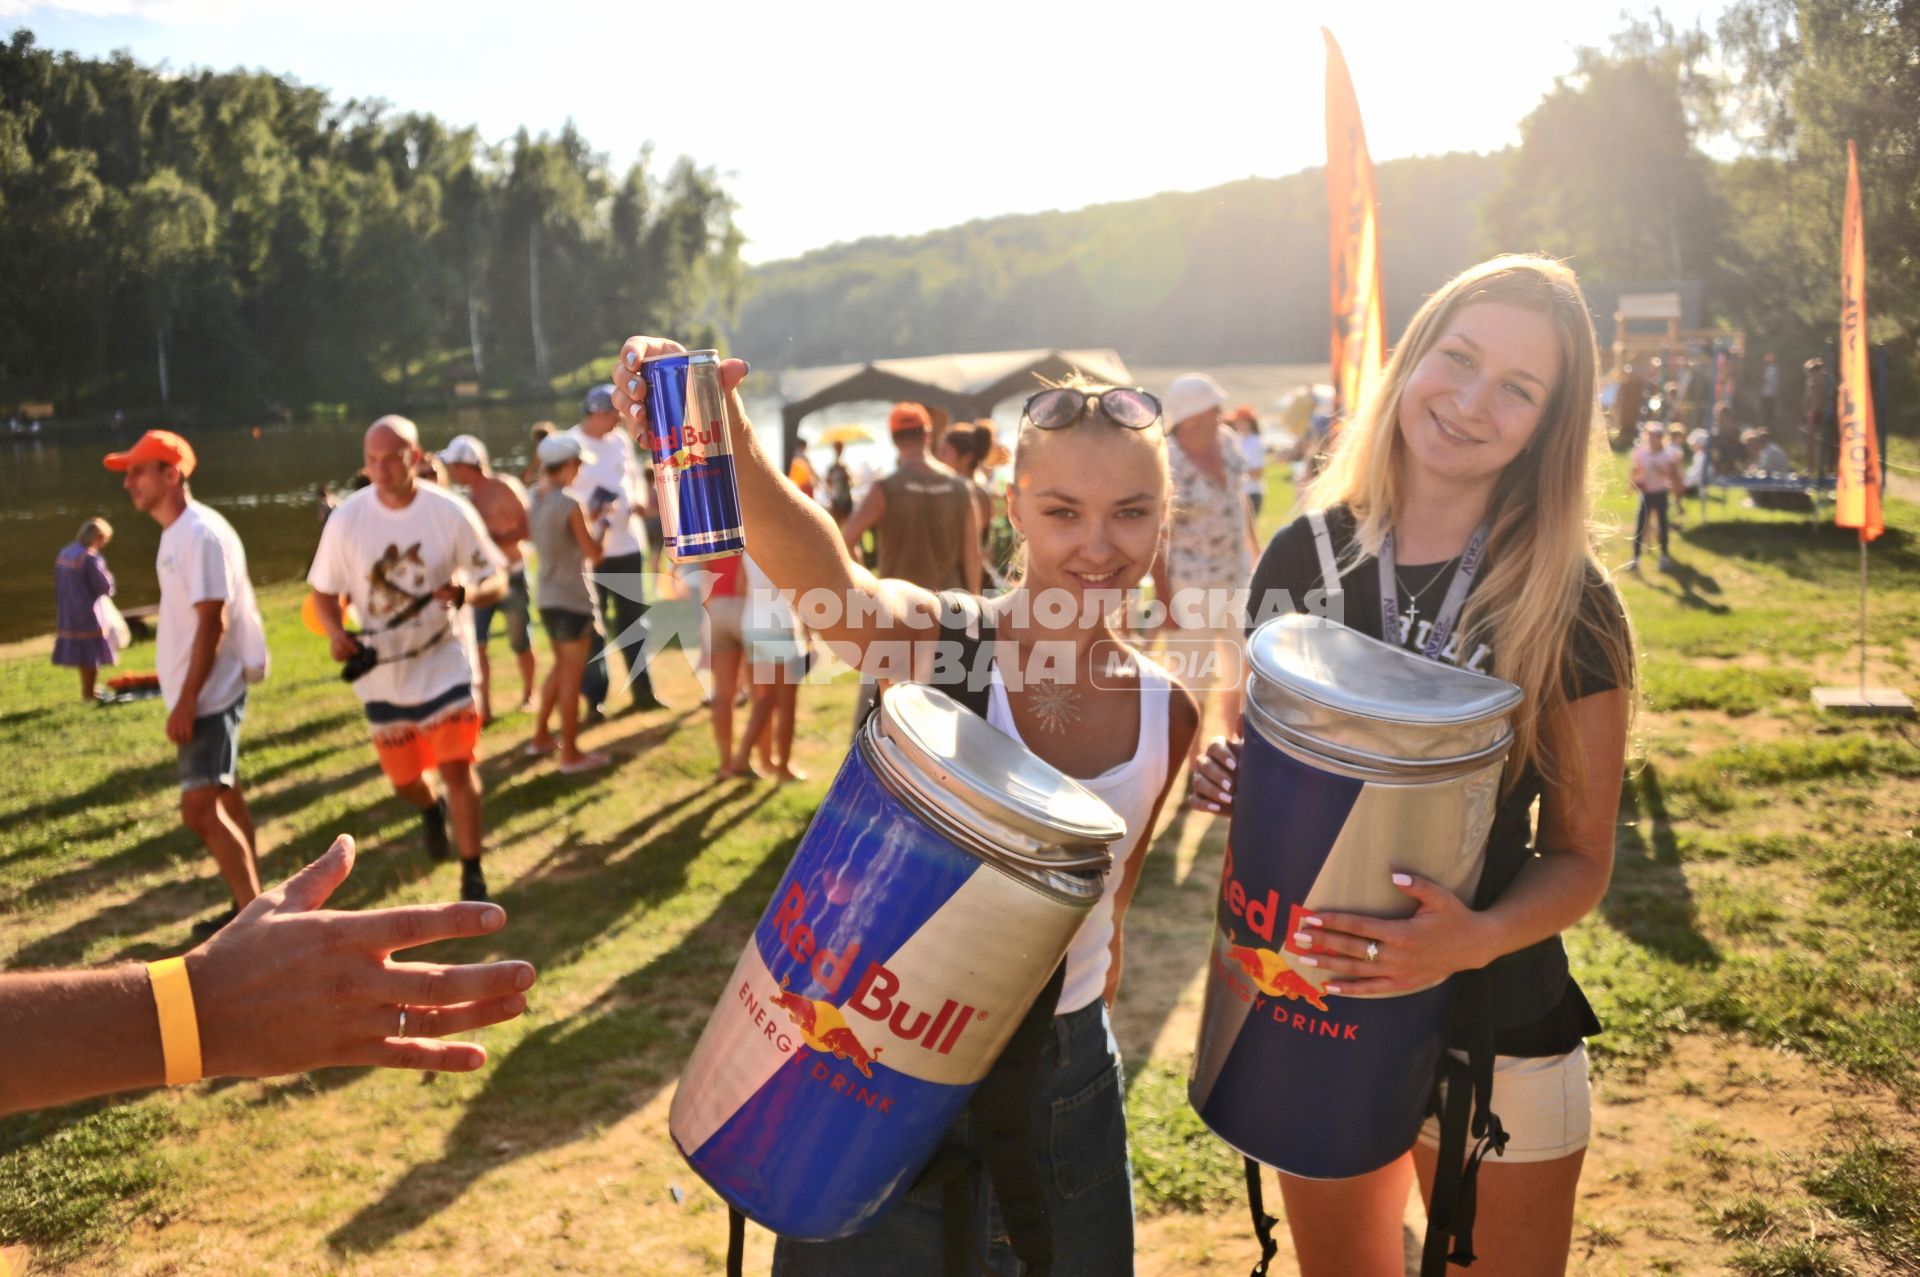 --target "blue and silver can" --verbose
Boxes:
[639,348,745,561]
[669,684,1121,1240]
[1189,614,1522,1179]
